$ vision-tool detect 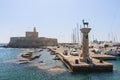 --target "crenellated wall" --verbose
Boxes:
[8,37,58,48]
[7,27,58,48]
[26,32,38,38]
